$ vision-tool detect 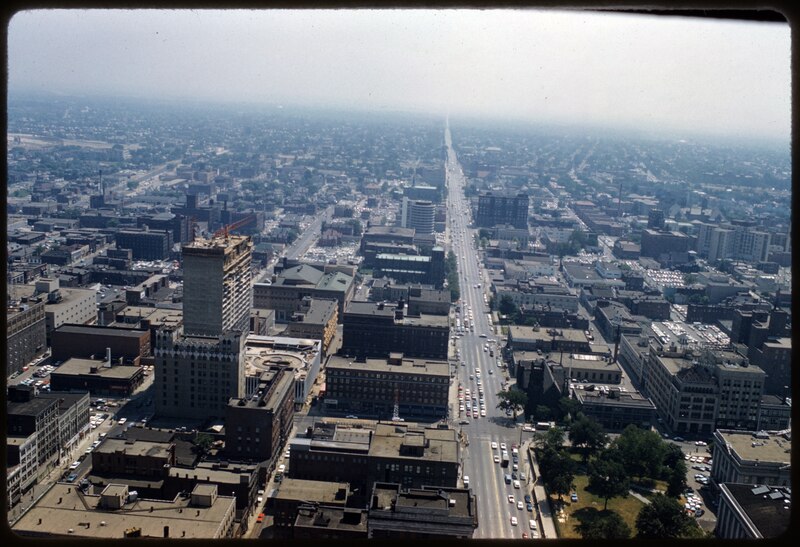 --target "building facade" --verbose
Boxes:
[325,354,450,419]
[182,235,253,337]
[476,191,529,229]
